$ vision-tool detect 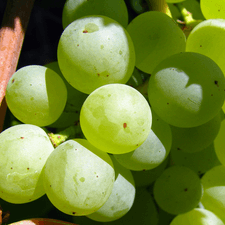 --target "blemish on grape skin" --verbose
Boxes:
[72,212,76,215]
[27,168,30,170]
[214,80,219,87]
[184,188,188,192]
[11,167,13,169]
[123,123,127,128]
[83,29,88,33]
[12,79,15,83]
[20,137,24,139]
[177,148,181,151]
[200,45,202,47]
